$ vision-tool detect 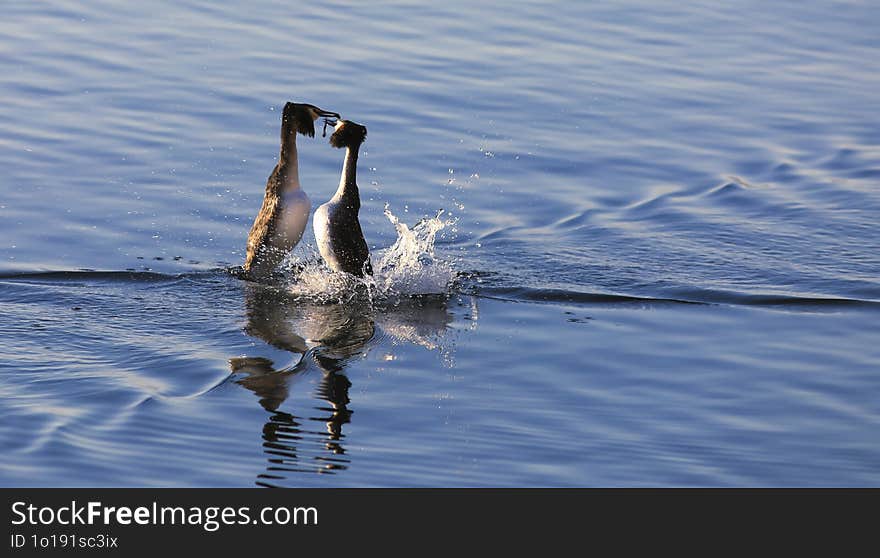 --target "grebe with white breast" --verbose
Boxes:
[243,102,340,281]
[313,120,372,277]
